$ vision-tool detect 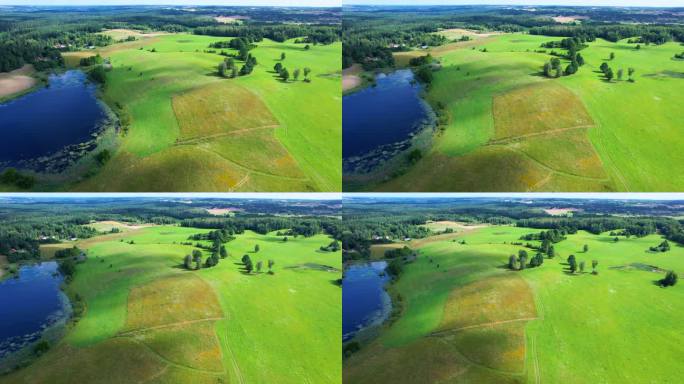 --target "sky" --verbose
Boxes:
[0,0,340,6]
[344,0,684,7]
[347,193,684,200]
